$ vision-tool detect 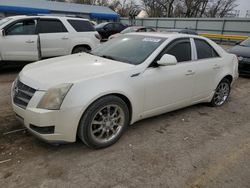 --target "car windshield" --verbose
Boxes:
[91,35,165,65]
[240,38,250,47]
[121,27,139,34]
[0,17,12,27]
